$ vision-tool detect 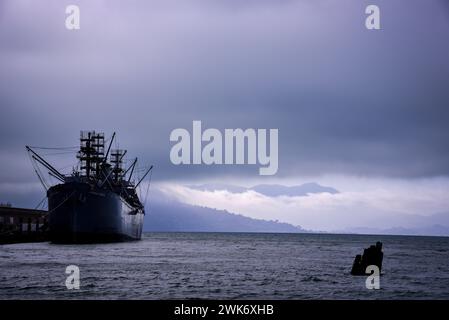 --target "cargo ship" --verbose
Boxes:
[26,131,153,243]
